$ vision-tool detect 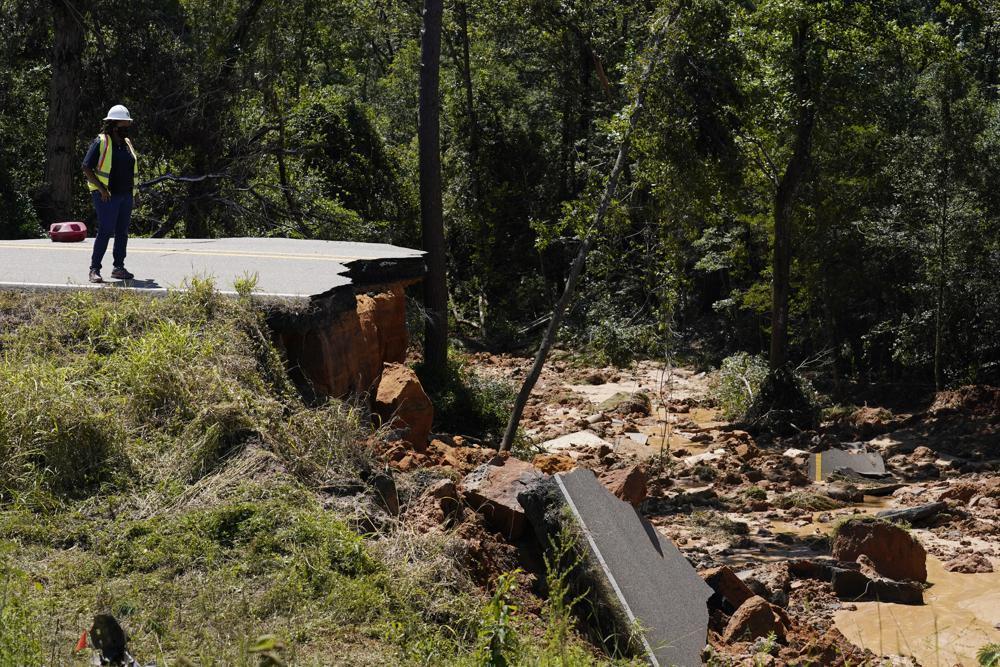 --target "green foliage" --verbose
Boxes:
[743,486,767,502]
[712,353,769,421]
[0,288,500,664]
[0,552,42,666]
[418,352,518,445]
[978,643,1000,667]
[565,297,662,368]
